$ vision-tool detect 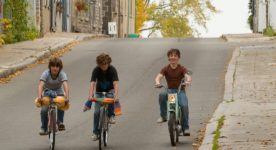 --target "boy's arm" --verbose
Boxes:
[38,80,45,100]
[63,81,69,101]
[88,81,96,100]
[155,73,164,85]
[185,74,192,86]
